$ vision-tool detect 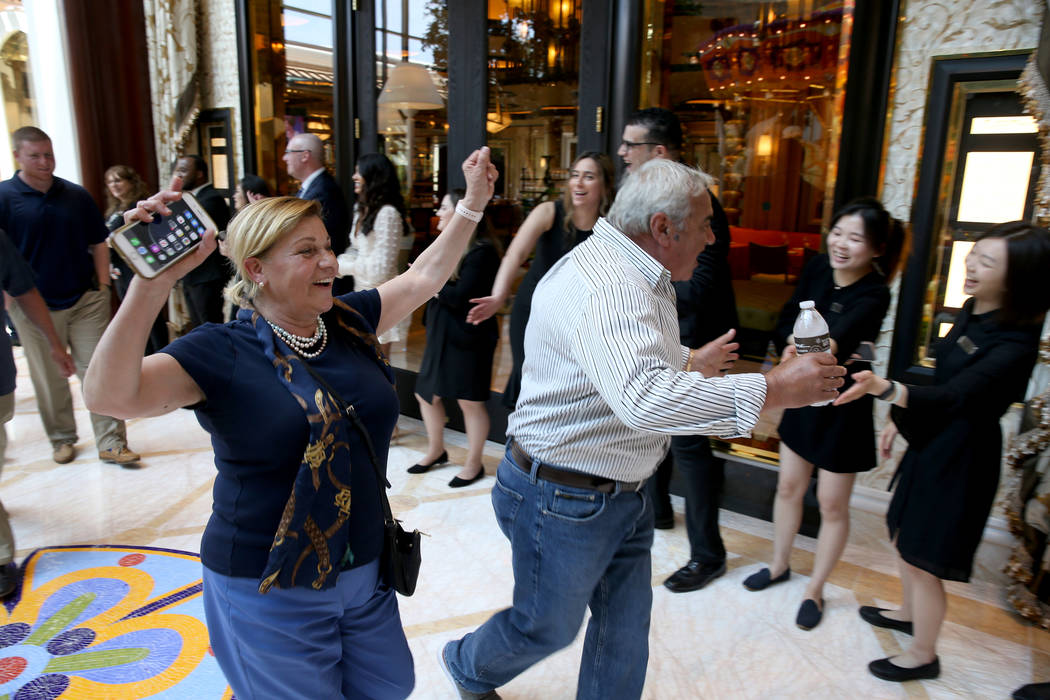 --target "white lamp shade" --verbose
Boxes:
[378,62,444,111]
